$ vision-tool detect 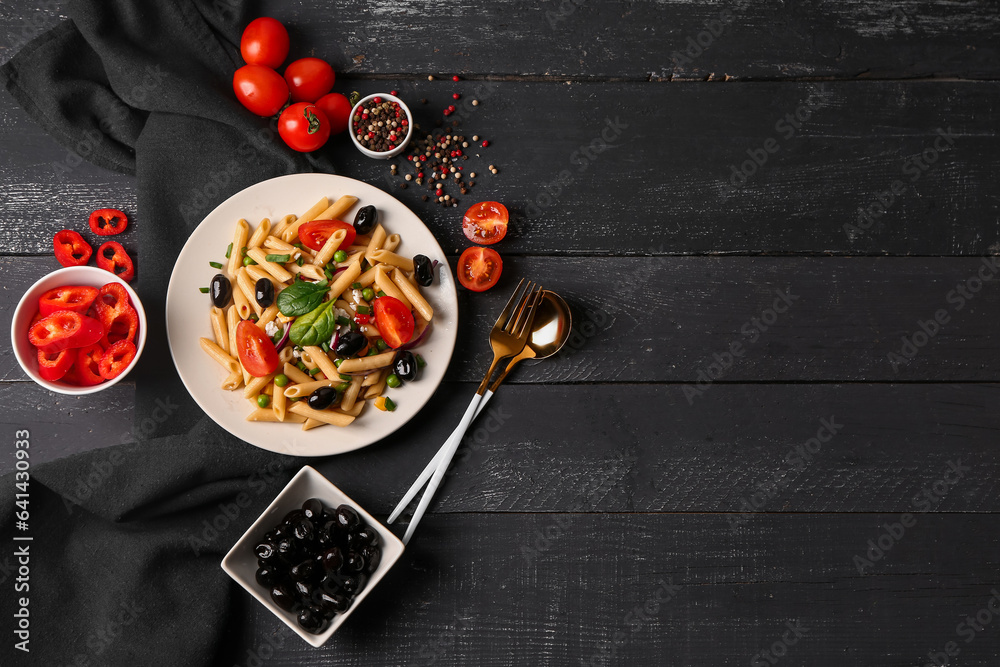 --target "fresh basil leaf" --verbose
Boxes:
[276,280,328,317]
[289,301,337,347]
